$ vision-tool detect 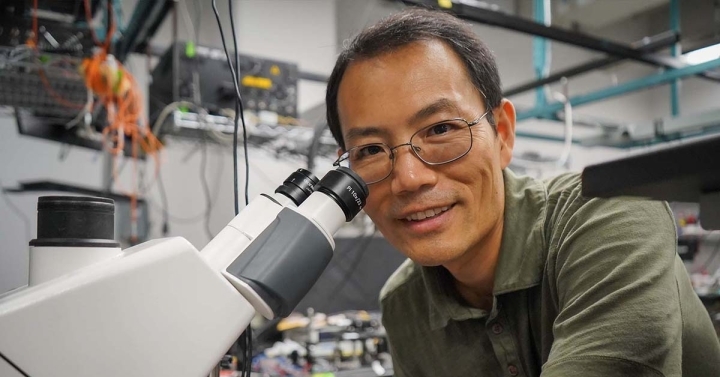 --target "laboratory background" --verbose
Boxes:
[0,0,719,376]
